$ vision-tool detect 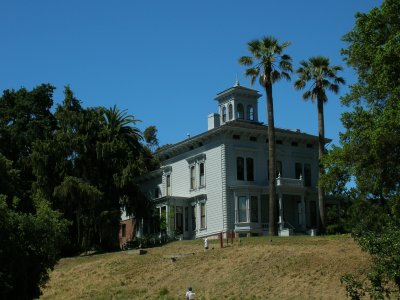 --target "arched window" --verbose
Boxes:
[247,105,254,121]
[228,104,233,120]
[237,103,244,119]
[222,106,227,122]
